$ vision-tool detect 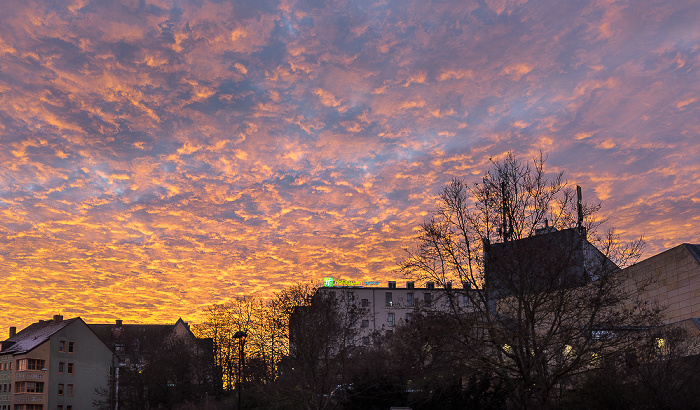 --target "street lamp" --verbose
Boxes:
[233,330,247,409]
